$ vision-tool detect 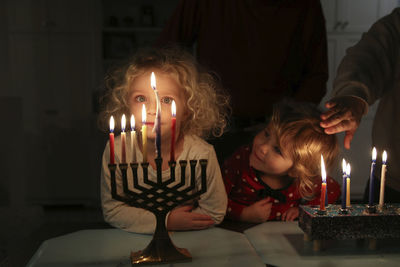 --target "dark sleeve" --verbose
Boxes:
[294,0,328,104]
[155,0,201,49]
